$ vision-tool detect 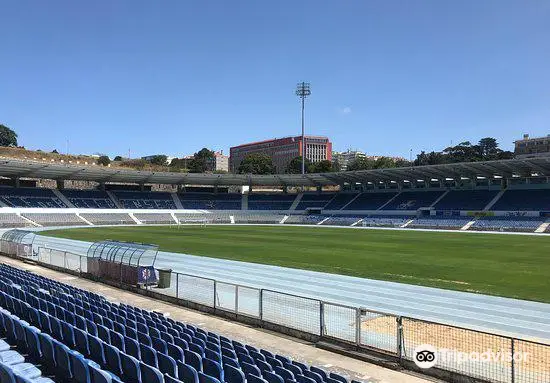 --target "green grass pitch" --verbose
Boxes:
[42,225,550,303]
